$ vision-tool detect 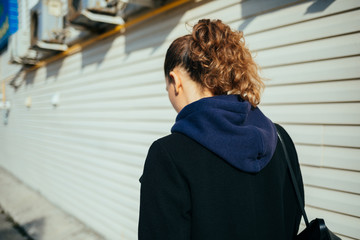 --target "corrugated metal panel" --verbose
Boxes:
[0,0,360,239]
[253,0,360,239]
